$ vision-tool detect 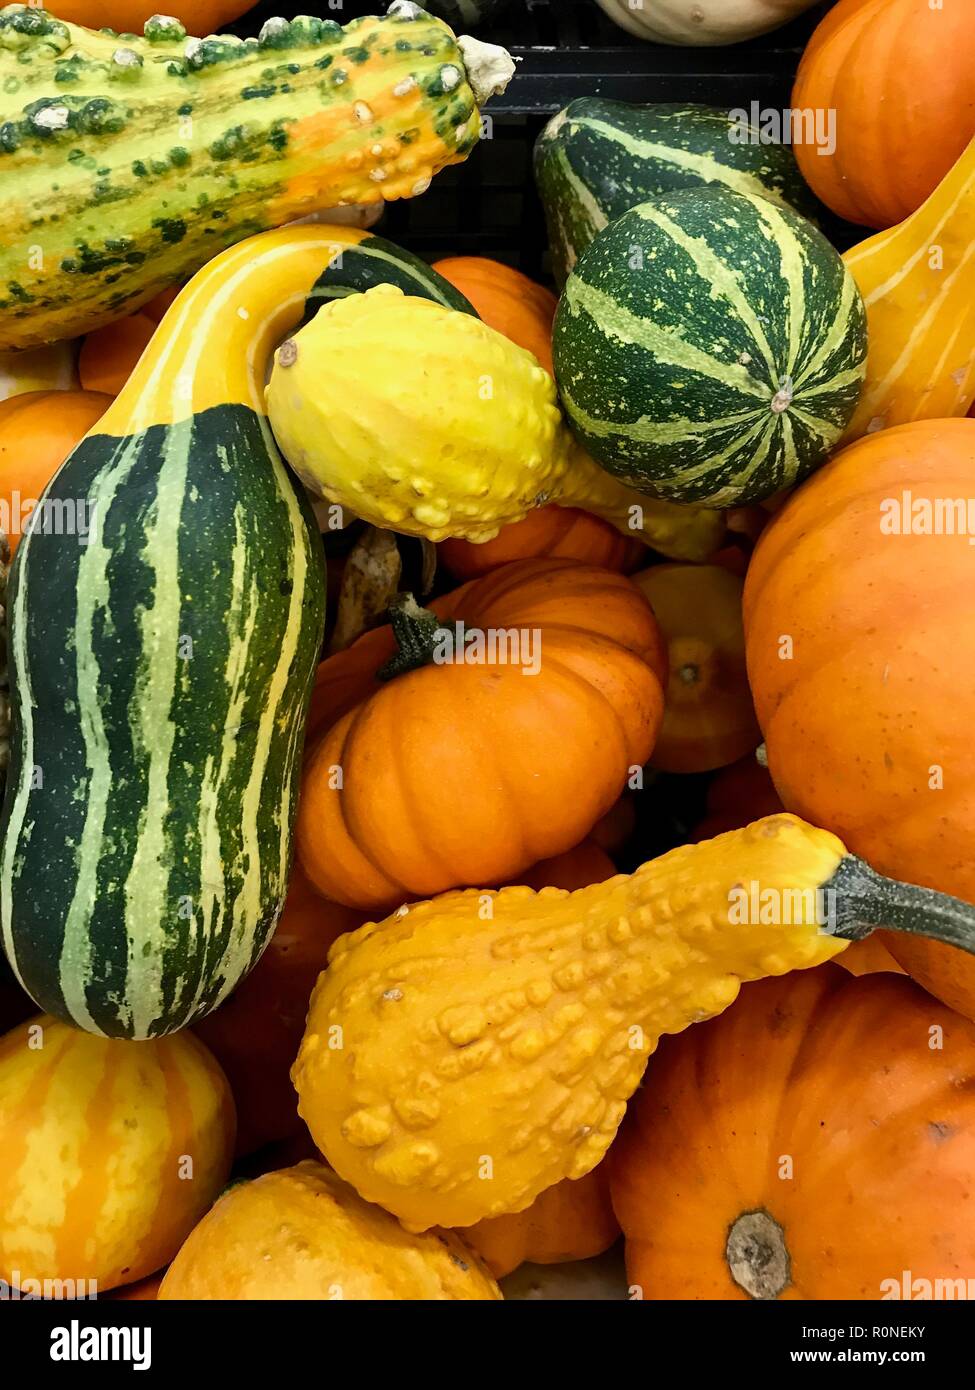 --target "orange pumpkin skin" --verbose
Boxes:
[610,968,975,1300]
[298,559,667,911]
[516,838,616,893]
[792,0,975,229]
[79,313,156,396]
[0,390,111,553]
[439,505,645,582]
[432,256,558,374]
[194,862,365,1157]
[744,420,975,1017]
[46,2,257,37]
[467,1166,618,1279]
[633,564,760,774]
